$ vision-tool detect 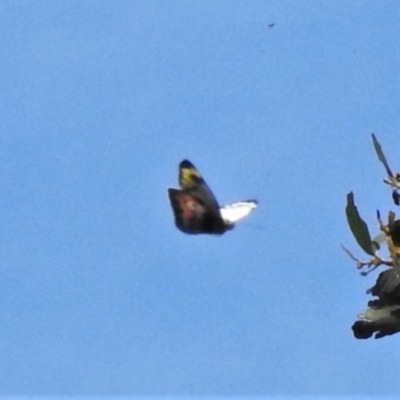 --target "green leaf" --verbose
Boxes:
[346,192,375,255]
[372,133,392,176]
[363,305,399,321]
[371,232,386,252]
[388,211,396,226]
